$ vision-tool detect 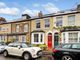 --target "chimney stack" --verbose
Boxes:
[22,14,31,19]
[38,11,43,18]
[77,4,80,12]
[0,17,6,22]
